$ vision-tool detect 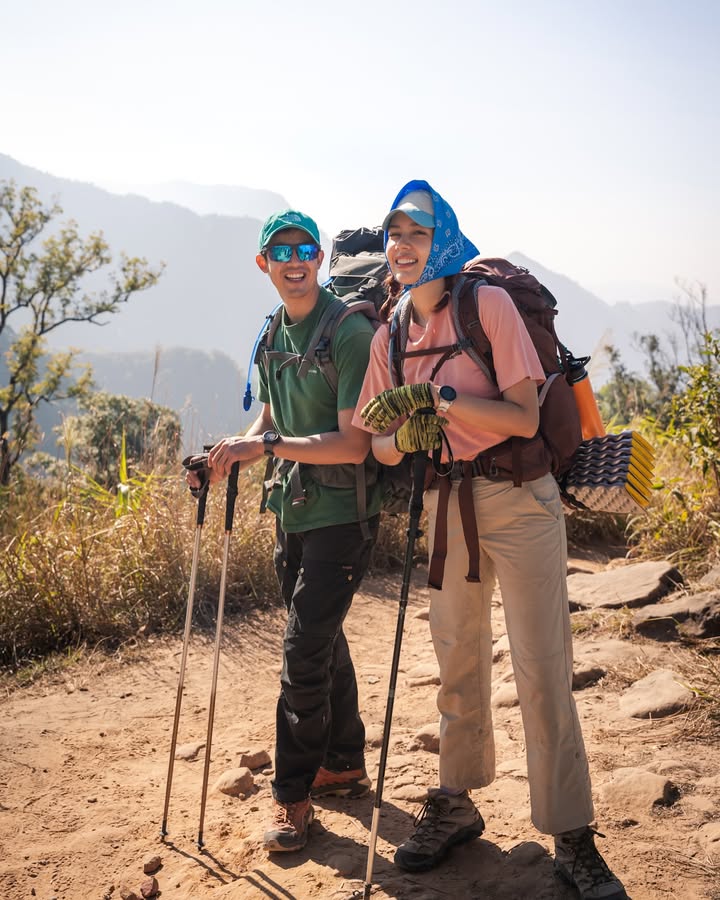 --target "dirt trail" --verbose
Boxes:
[1,555,718,900]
